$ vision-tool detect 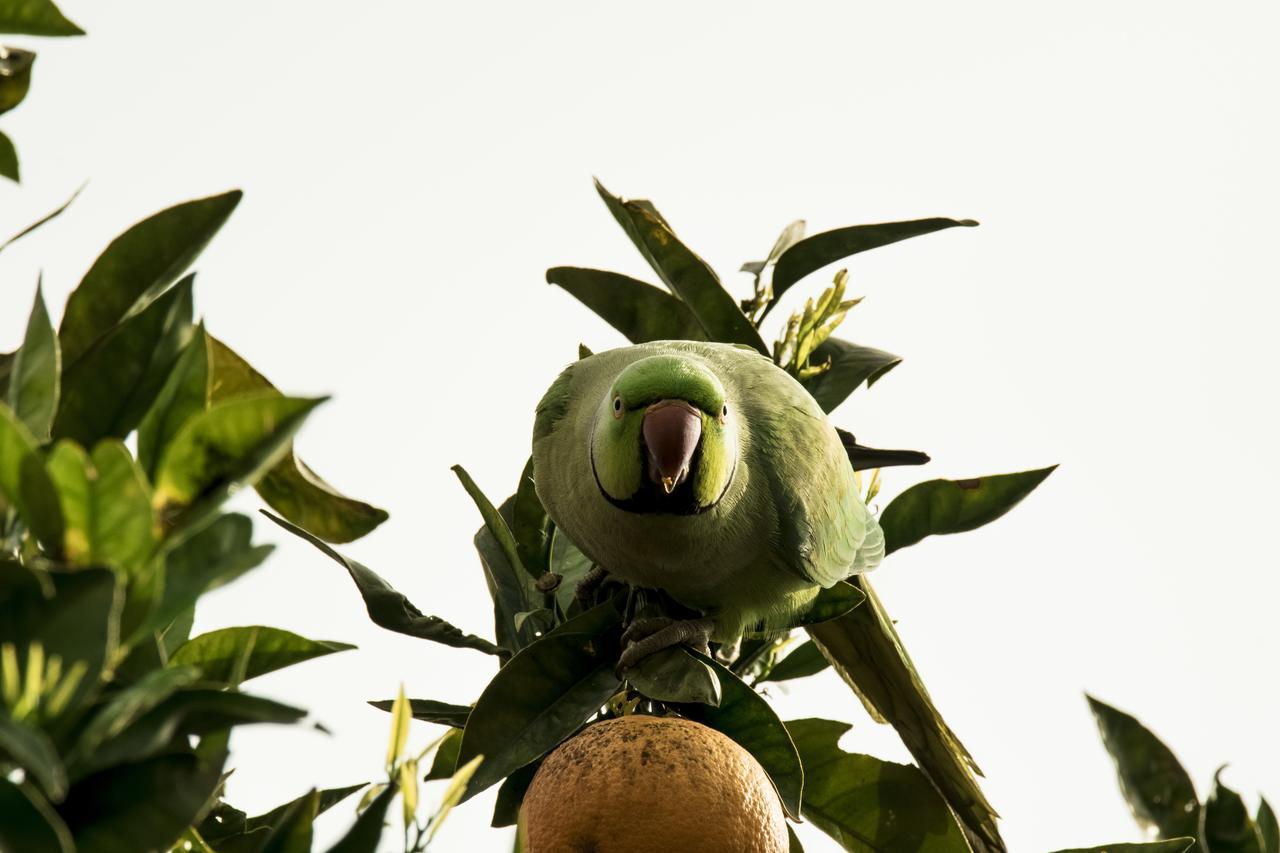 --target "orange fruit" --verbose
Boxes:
[518,714,789,853]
